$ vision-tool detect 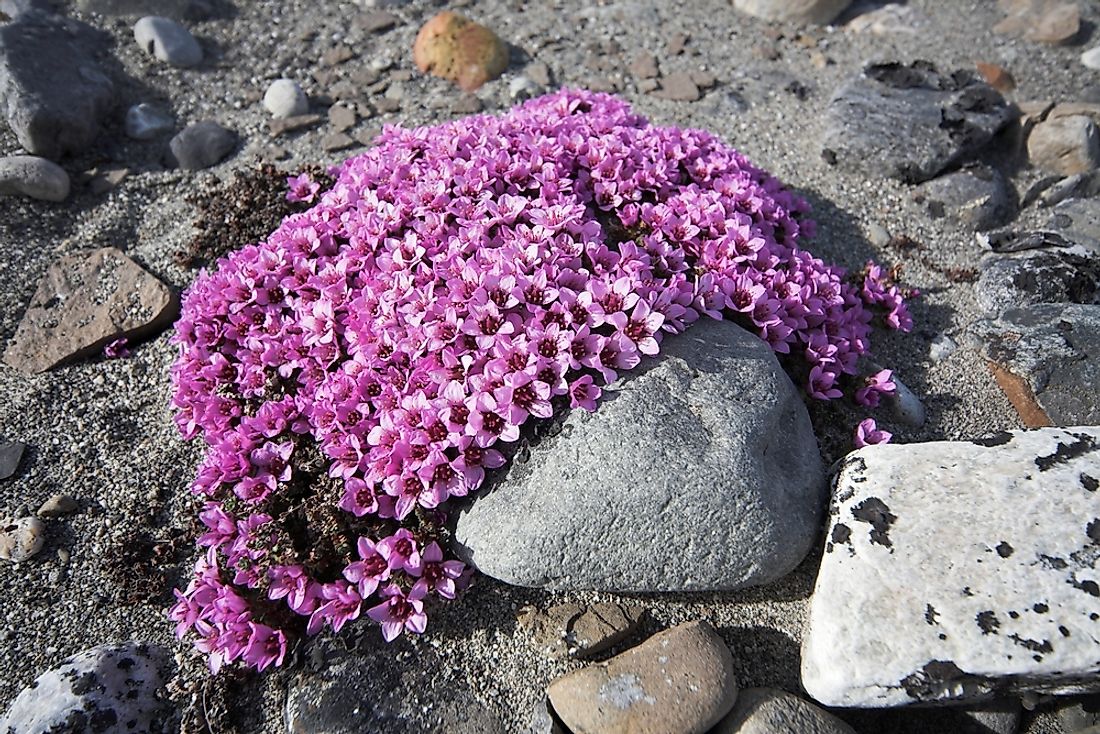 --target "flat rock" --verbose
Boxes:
[0,642,168,733]
[845,2,926,35]
[1051,197,1100,254]
[0,11,115,159]
[821,61,1014,183]
[995,0,1080,45]
[802,427,1100,706]
[969,303,1100,426]
[133,15,202,67]
[286,637,504,733]
[711,687,857,734]
[0,516,44,562]
[0,155,69,201]
[520,602,644,659]
[733,0,851,25]
[124,102,174,140]
[975,249,1100,314]
[653,71,701,102]
[916,164,1014,231]
[1058,692,1100,731]
[547,621,737,734]
[1029,115,1100,176]
[0,441,24,480]
[2,247,178,374]
[168,120,236,170]
[37,494,77,517]
[453,318,826,593]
